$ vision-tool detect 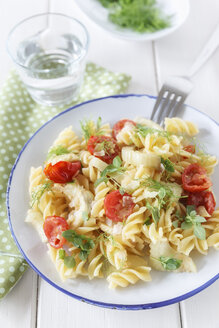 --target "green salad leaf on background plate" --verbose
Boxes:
[97,0,171,33]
